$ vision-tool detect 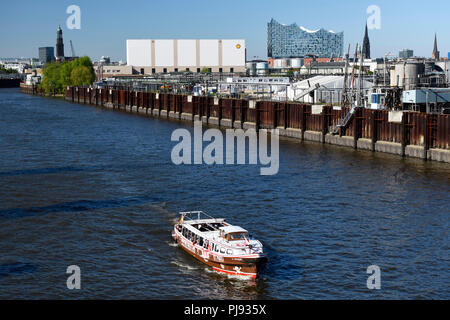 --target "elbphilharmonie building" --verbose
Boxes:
[268,19,344,58]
